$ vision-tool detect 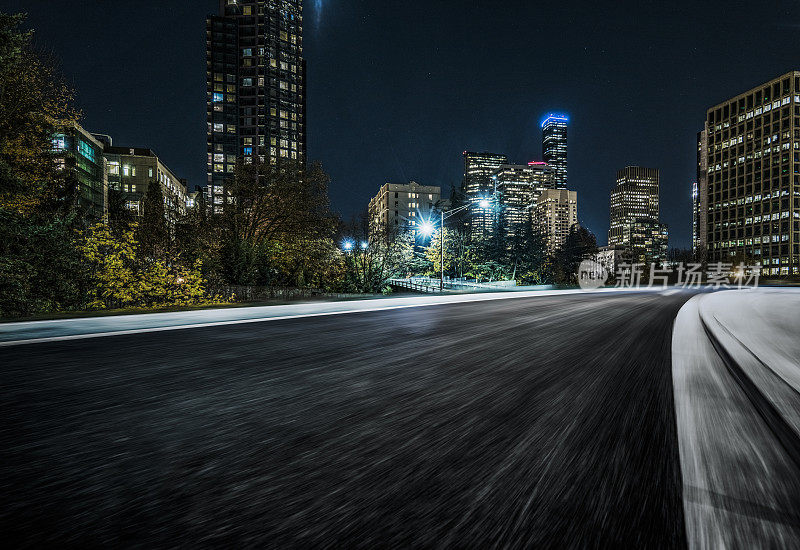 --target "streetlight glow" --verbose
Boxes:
[478,199,490,209]
[360,241,369,250]
[342,240,354,251]
[419,221,435,236]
